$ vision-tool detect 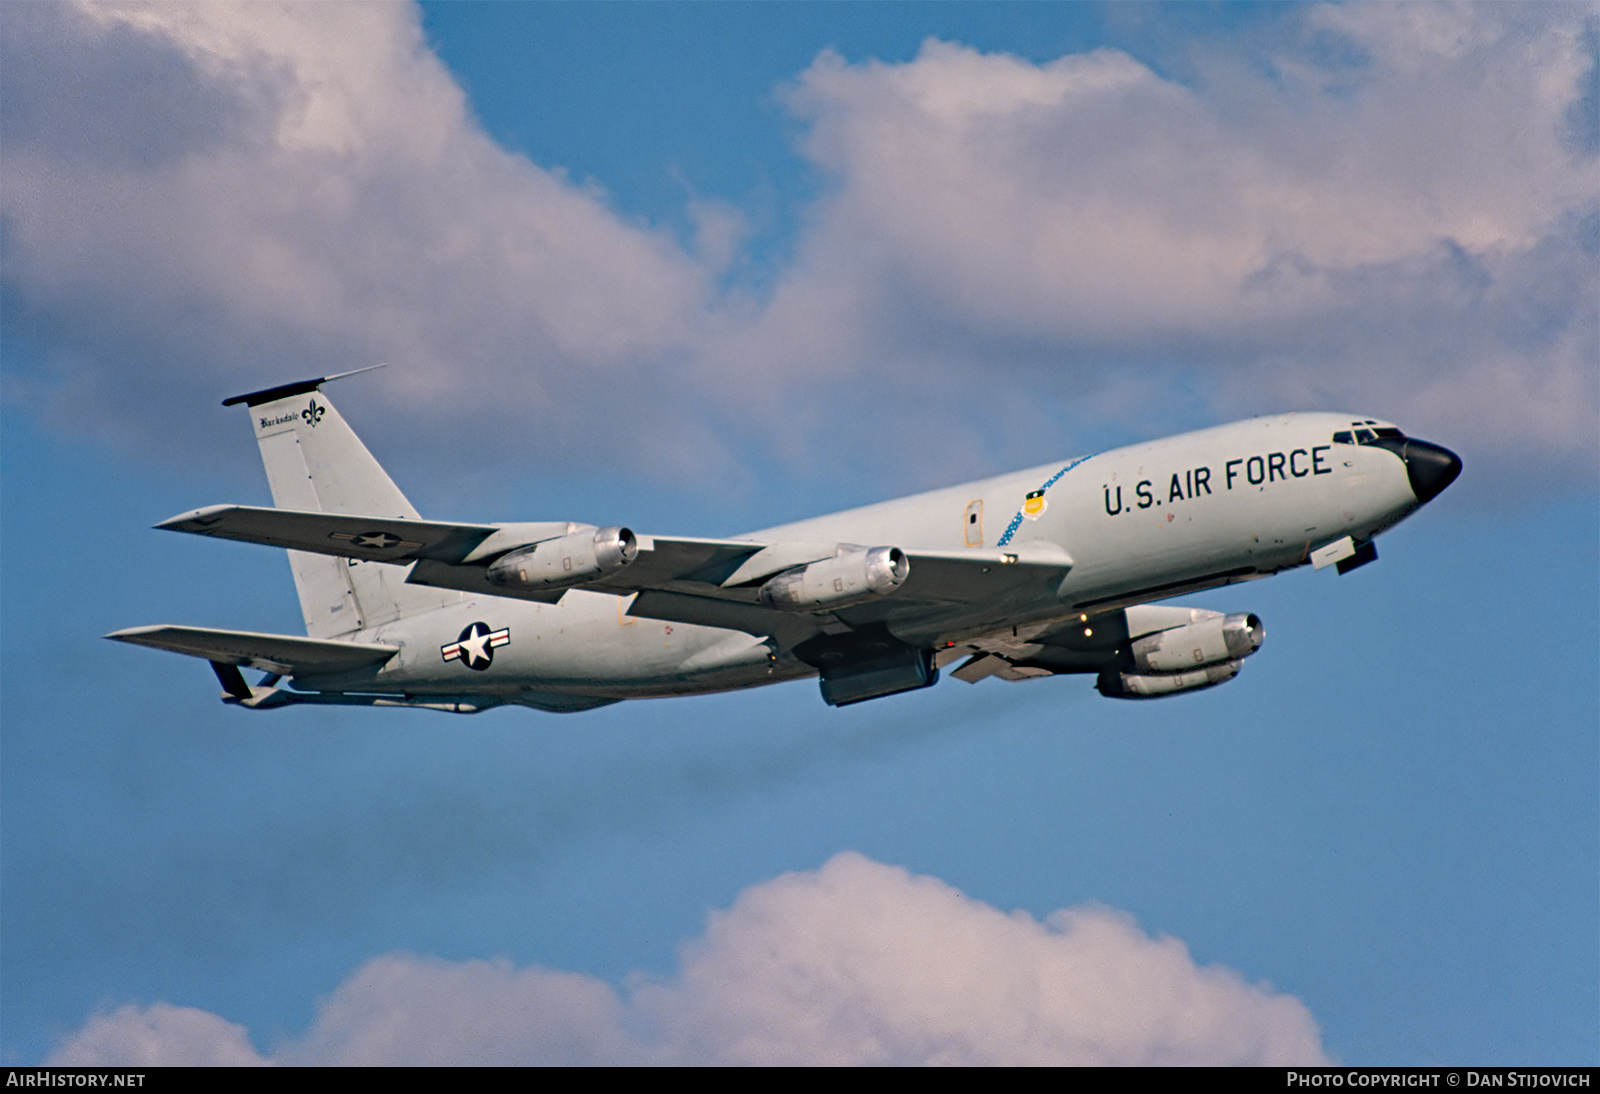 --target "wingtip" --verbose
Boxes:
[153,505,232,531]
